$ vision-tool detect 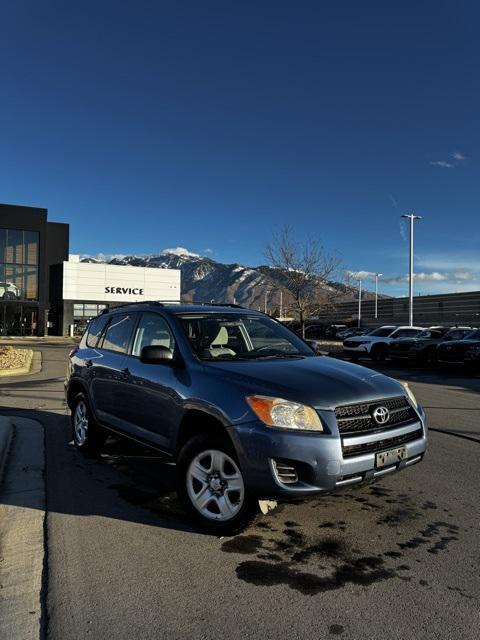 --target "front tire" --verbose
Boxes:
[177,434,255,534]
[71,392,107,454]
